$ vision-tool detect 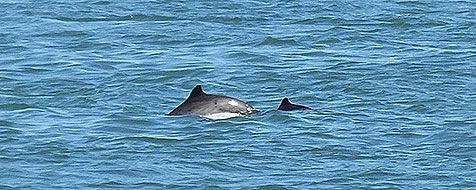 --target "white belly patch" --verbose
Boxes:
[204,112,241,120]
